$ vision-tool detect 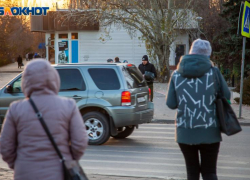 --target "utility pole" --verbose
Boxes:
[238,1,249,118]
[239,37,246,118]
